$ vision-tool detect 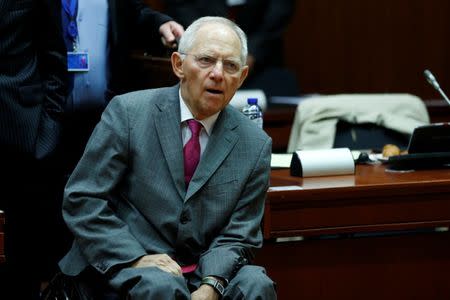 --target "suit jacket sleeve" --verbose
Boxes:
[198,132,272,281]
[35,0,68,118]
[62,97,148,275]
[162,0,204,28]
[129,0,173,46]
[247,0,295,67]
